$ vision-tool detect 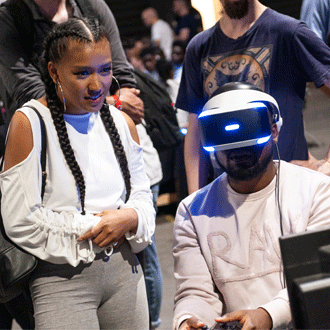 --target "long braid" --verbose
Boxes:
[100,104,131,202]
[43,67,87,214]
